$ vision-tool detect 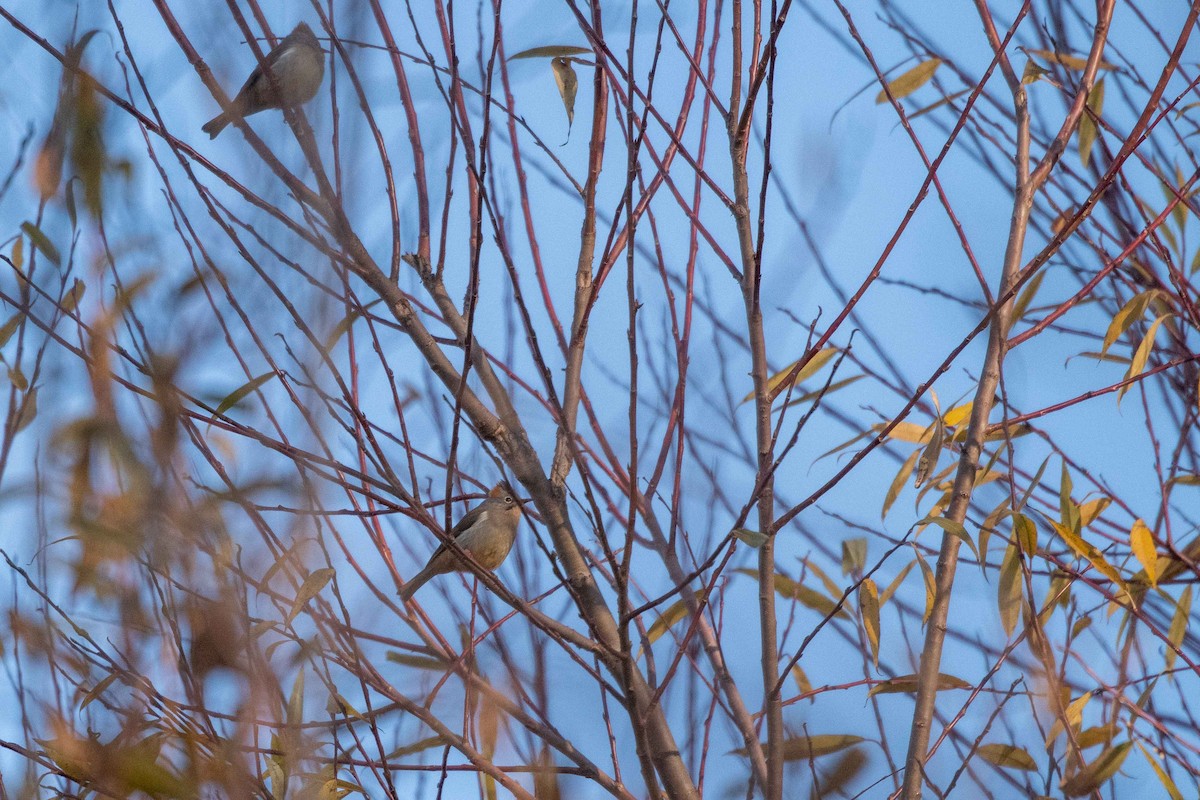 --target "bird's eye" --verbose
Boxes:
[504,495,514,504]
